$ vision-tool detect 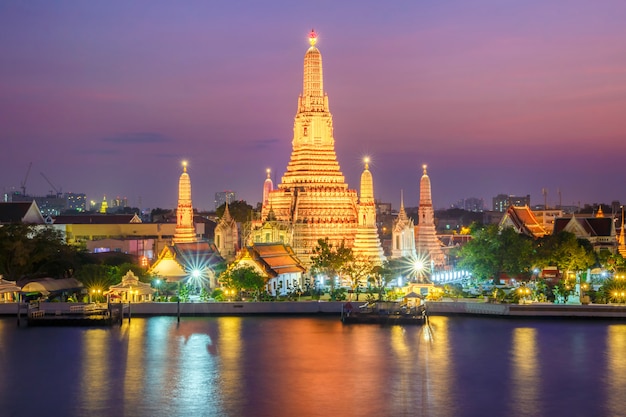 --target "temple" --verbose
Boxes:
[391,190,416,259]
[214,202,239,262]
[352,158,384,263]
[415,165,445,268]
[173,161,197,244]
[258,29,359,263]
